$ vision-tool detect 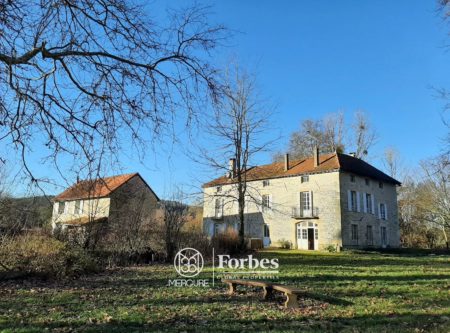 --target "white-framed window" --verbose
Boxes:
[380,203,386,220]
[314,228,318,240]
[301,175,309,183]
[262,180,270,187]
[365,178,370,186]
[300,191,311,215]
[351,224,358,242]
[302,229,307,239]
[350,174,356,183]
[366,225,373,245]
[214,198,223,218]
[264,224,270,237]
[74,200,83,214]
[262,194,271,212]
[350,191,357,212]
[381,226,387,246]
[58,202,65,214]
[365,193,373,214]
[214,223,220,236]
[379,182,383,189]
